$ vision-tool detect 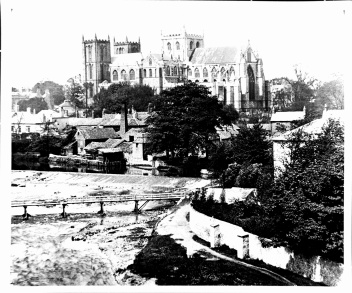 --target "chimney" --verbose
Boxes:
[27,107,31,114]
[92,110,95,119]
[120,103,128,135]
[33,109,36,115]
